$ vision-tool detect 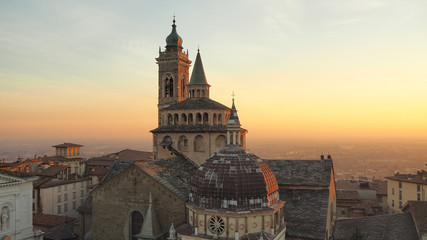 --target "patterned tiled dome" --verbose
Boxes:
[189,145,279,210]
